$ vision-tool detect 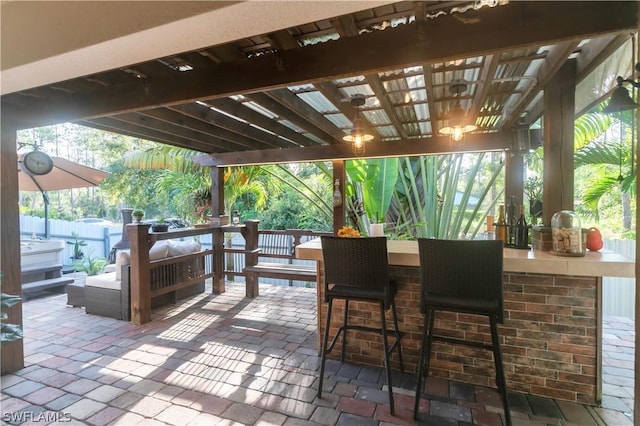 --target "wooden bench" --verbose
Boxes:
[243,225,331,297]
